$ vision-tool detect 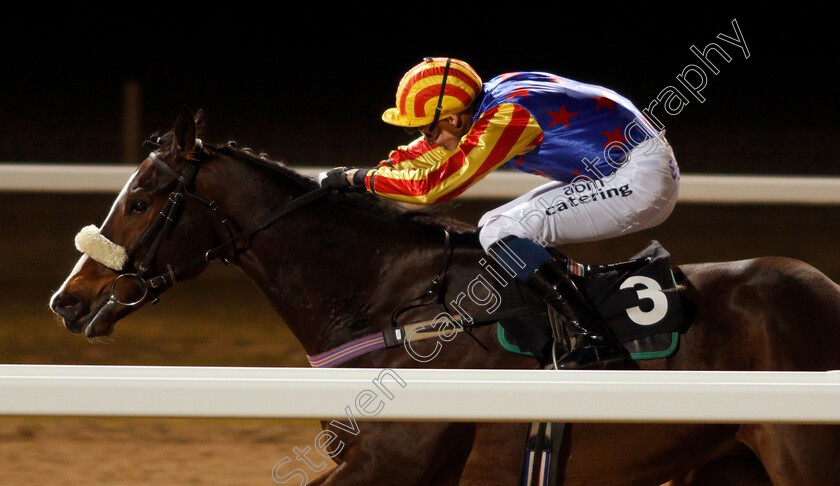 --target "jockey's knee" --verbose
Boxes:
[478,223,504,253]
